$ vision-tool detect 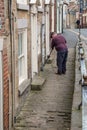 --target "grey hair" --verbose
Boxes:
[50,32,57,38]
